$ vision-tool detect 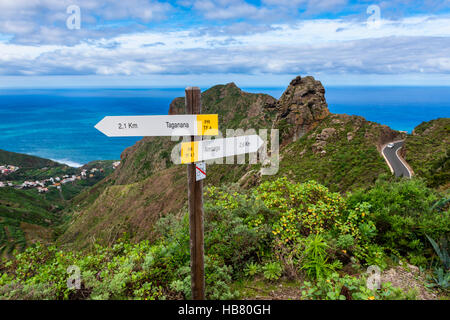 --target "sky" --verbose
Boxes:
[1,0,450,87]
